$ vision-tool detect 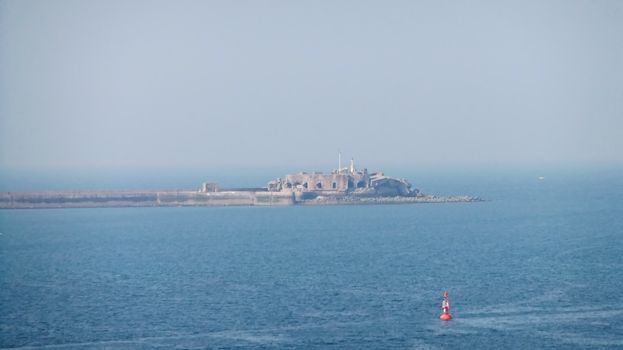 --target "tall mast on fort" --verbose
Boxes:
[338,150,342,174]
